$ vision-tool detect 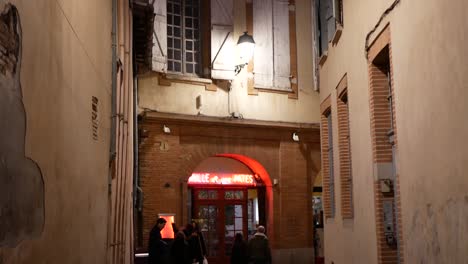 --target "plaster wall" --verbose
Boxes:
[0,0,111,263]
[138,0,320,124]
[319,0,468,263]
